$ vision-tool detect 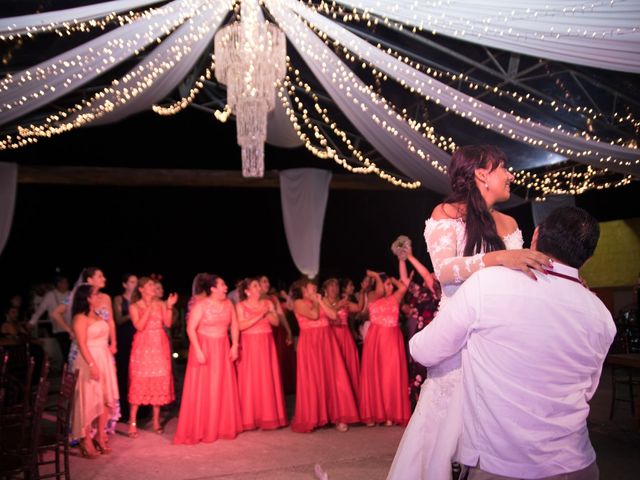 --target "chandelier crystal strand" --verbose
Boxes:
[214,0,286,177]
